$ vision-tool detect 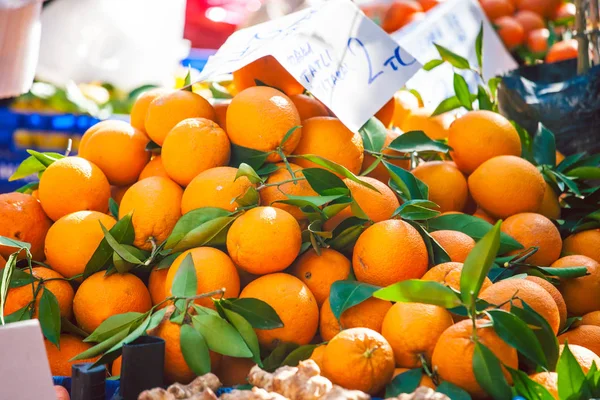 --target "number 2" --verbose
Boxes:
[347,37,384,84]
